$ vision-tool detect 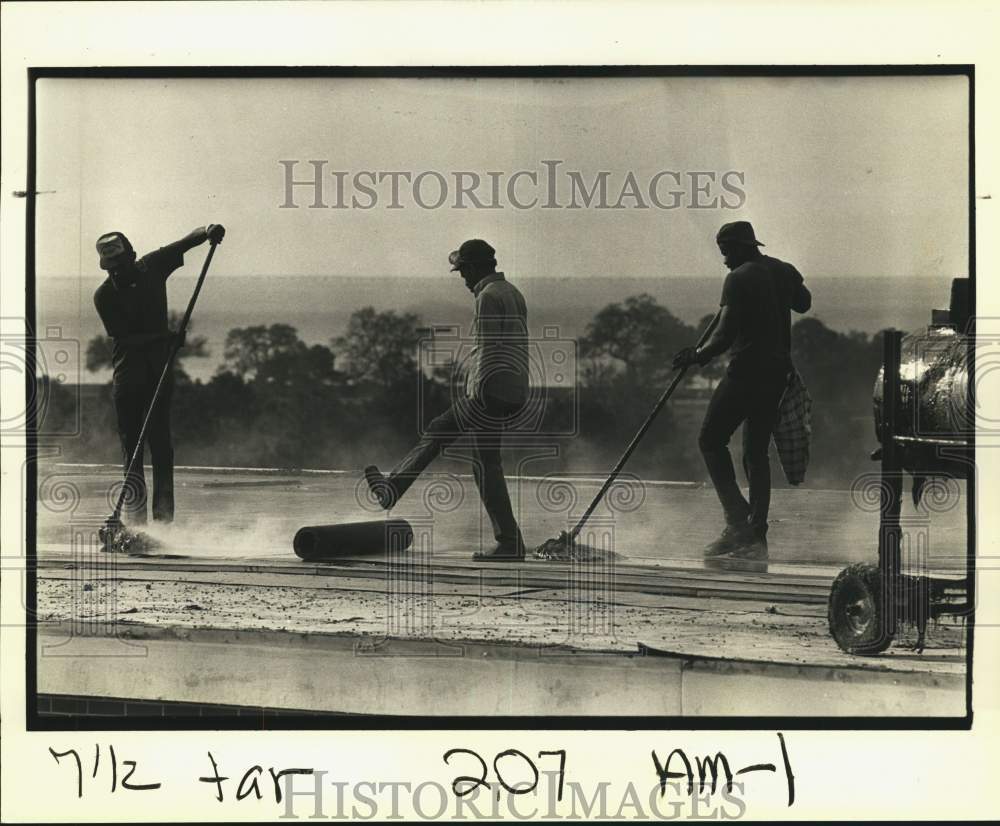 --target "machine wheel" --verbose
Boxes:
[828,563,895,655]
